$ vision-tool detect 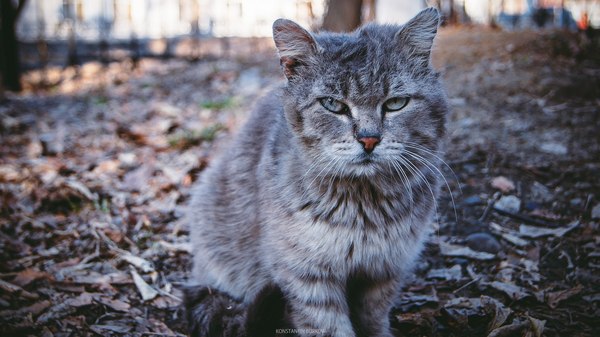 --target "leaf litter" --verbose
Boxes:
[1,28,599,336]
